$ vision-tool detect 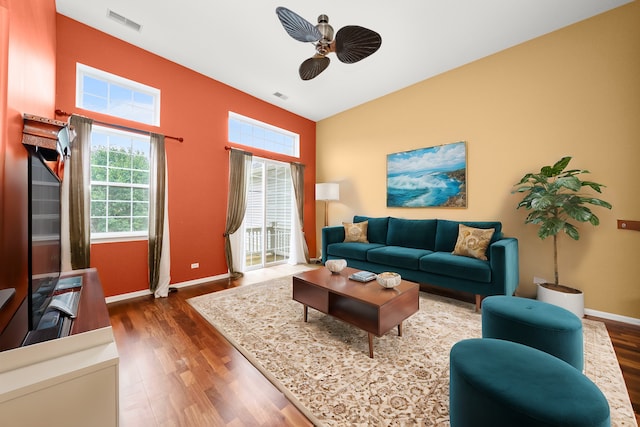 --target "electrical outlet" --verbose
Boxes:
[191,262,199,269]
